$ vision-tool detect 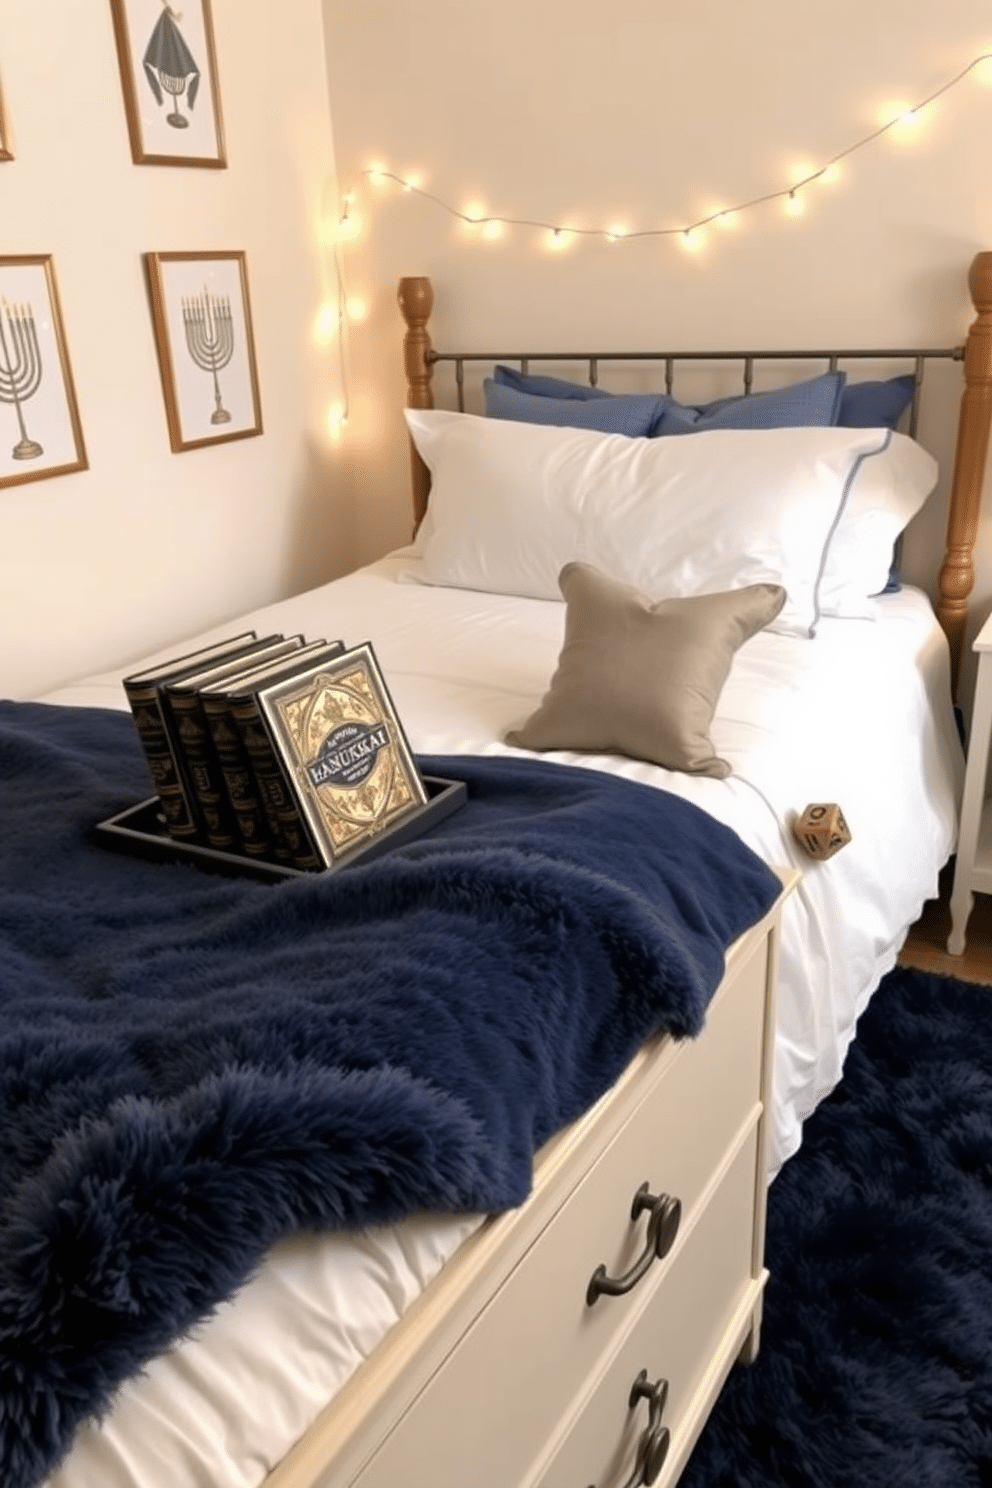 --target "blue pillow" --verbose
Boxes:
[484,378,665,437]
[495,363,916,430]
[837,374,916,429]
[493,364,612,401]
[649,372,846,436]
[494,362,847,433]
